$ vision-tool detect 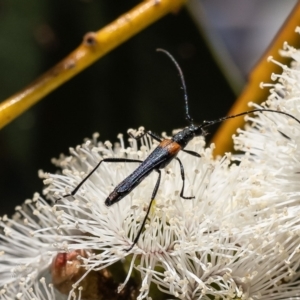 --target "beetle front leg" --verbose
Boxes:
[128,128,162,142]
